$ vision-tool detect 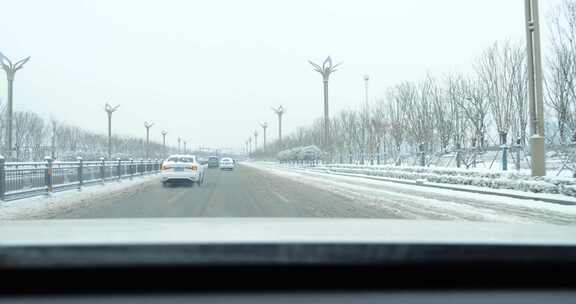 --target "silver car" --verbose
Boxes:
[219,157,235,170]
